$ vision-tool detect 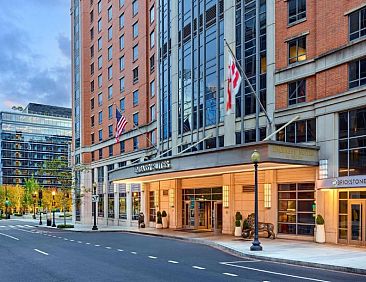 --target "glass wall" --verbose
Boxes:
[132,191,141,220]
[119,192,127,219]
[149,191,156,222]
